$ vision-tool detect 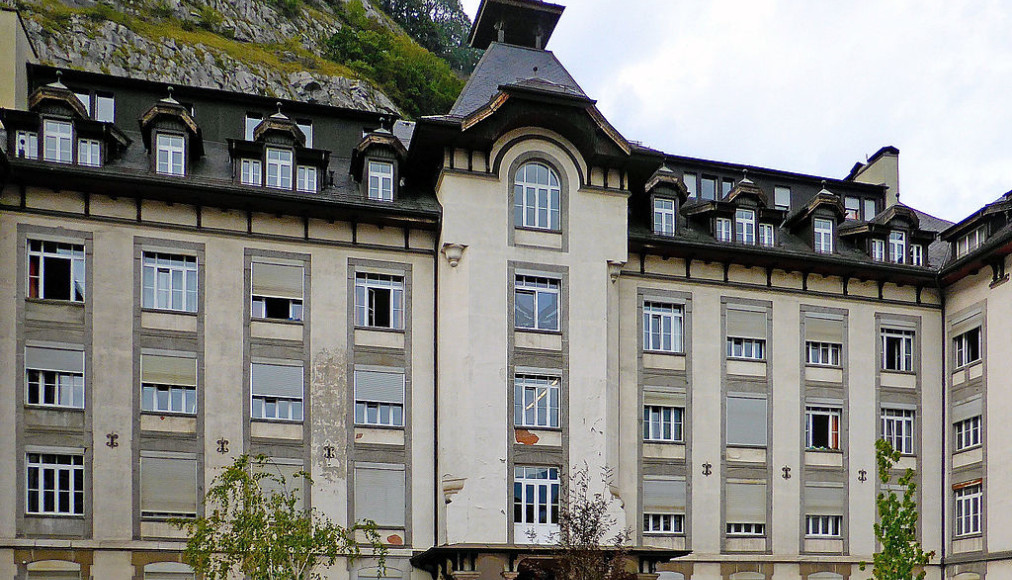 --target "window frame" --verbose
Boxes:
[953,327,981,368]
[265,147,294,190]
[881,328,915,372]
[155,133,186,176]
[512,466,560,532]
[805,341,842,367]
[27,239,86,302]
[683,173,697,197]
[26,452,85,516]
[15,129,39,159]
[805,515,843,538]
[726,522,765,537]
[643,405,684,443]
[513,161,561,231]
[955,416,981,451]
[43,118,73,164]
[141,252,198,313]
[956,226,986,258]
[642,301,683,353]
[296,165,318,193]
[700,175,717,201]
[871,239,886,262]
[758,223,775,247]
[910,244,924,266]
[354,369,405,427]
[888,230,907,264]
[240,158,263,186]
[715,217,732,242]
[735,208,756,245]
[805,406,841,450]
[77,138,101,167]
[514,374,560,429]
[773,186,791,210]
[514,275,560,332]
[250,362,304,422]
[643,513,684,535]
[367,159,395,201]
[813,218,834,254]
[726,337,765,360]
[653,197,677,236]
[881,408,915,455]
[844,197,860,220]
[954,484,982,537]
[354,273,405,330]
